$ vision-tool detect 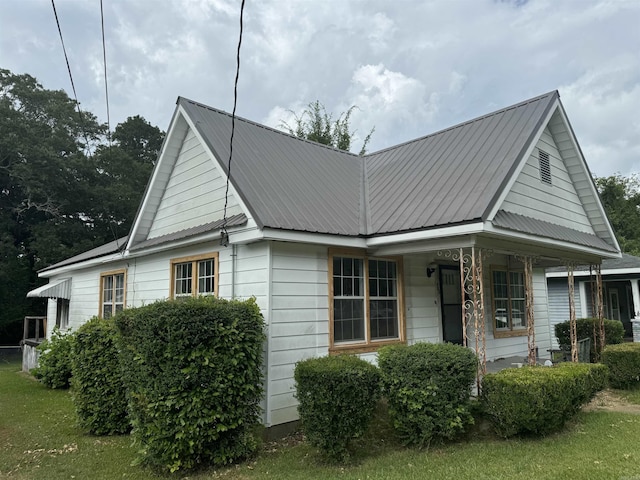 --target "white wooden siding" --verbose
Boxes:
[547,277,581,349]
[500,127,594,234]
[267,241,329,426]
[403,254,442,344]
[147,127,243,239]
